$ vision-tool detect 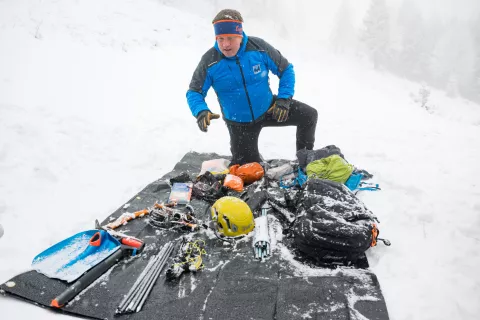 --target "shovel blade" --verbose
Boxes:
[32,230,120,282]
